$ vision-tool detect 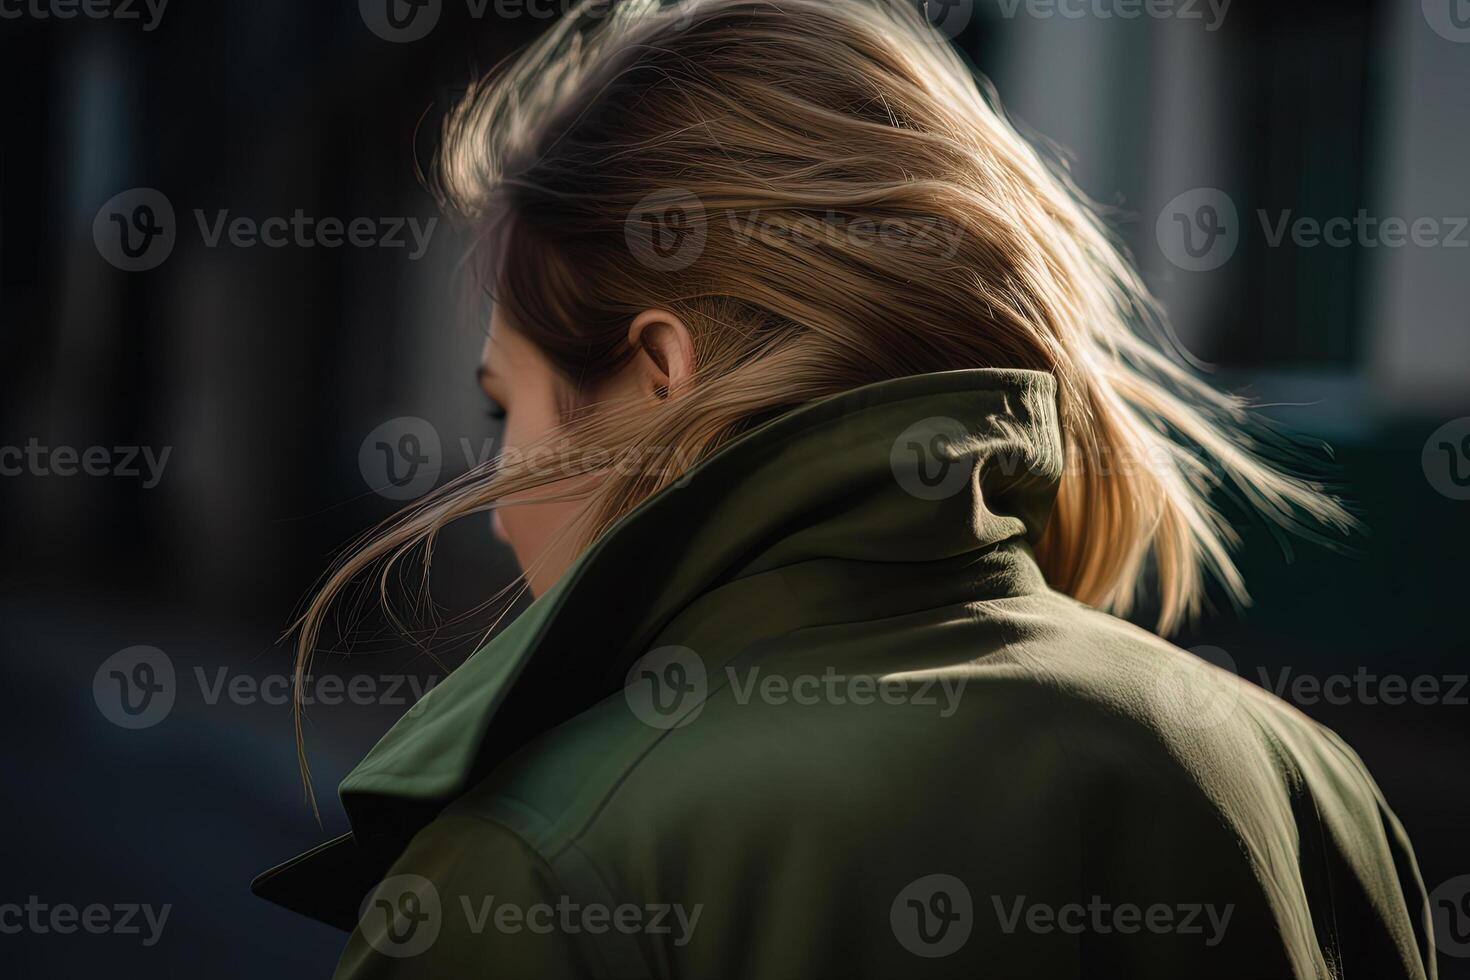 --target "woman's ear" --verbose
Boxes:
[628,309,695,400]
